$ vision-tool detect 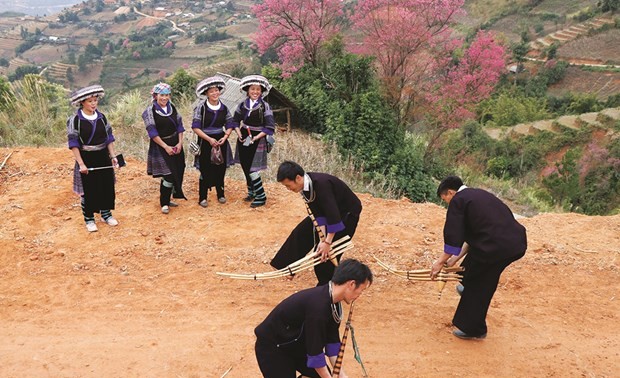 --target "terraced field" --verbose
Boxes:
[484,107,620,140]
[529,15,615,52]
[548,66,620,100]
[530,0,597,16]
[557,29,620,64]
